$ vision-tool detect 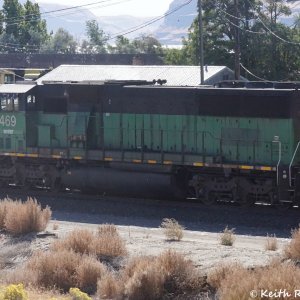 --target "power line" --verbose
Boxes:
[2,0,113,23]
[221,14,265,34]
[240,63,270,81]
[219,8,266,34]
[3,0,133,28]
[0,0,193,52]
[245,0,300,45]
[108,0,193,40]
[42,0,133,20]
